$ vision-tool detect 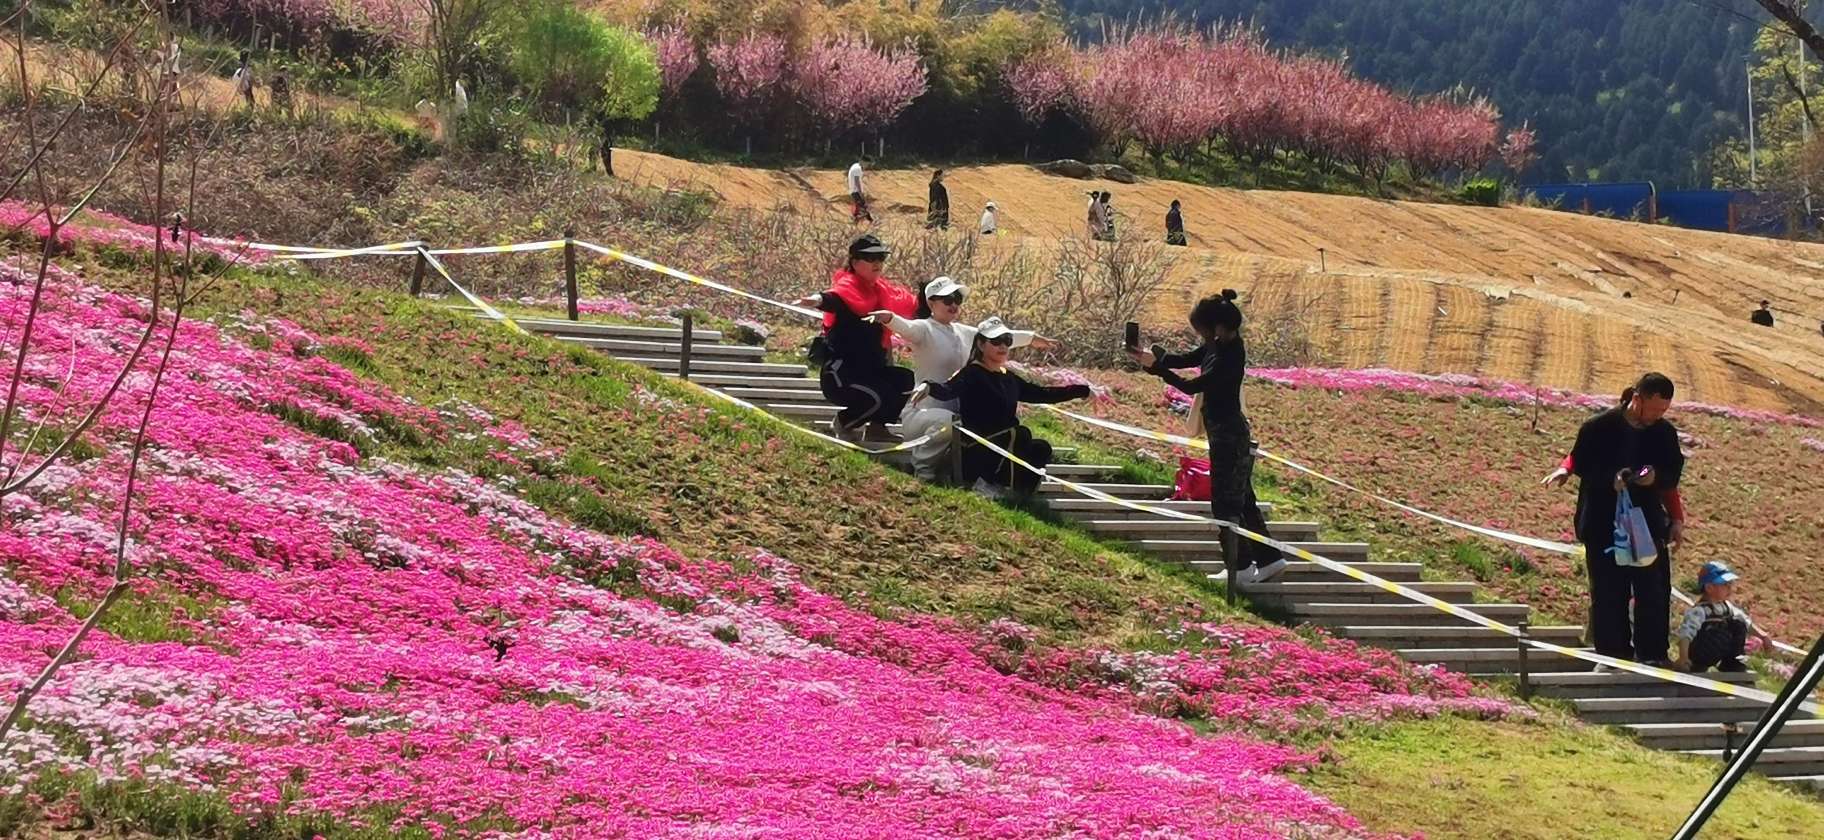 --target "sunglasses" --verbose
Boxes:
[854,254,888,264]
[985,334,1014,347]
[931,293,965,305]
